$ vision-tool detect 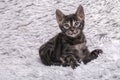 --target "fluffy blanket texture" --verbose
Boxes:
[0,0,120,80]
